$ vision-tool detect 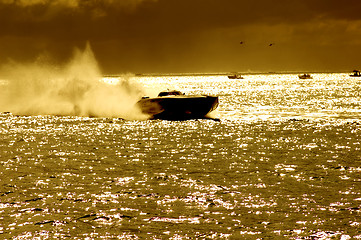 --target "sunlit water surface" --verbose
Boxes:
[1,73,361,239]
